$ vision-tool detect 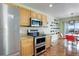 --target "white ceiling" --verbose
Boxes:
[22,3,79,18]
